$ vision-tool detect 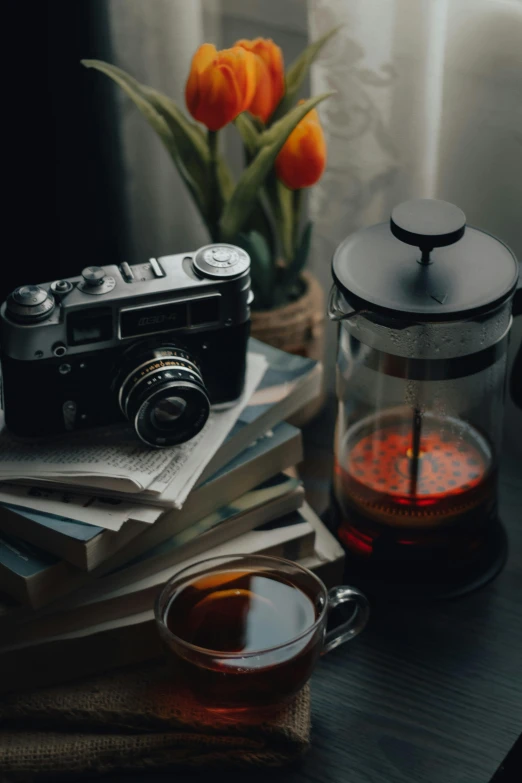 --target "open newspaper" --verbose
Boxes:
[0,352,267,503]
